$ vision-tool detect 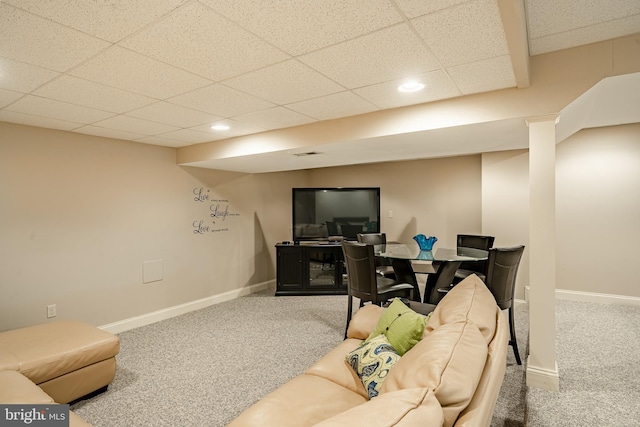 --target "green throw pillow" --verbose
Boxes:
[346,334,400,399]
[366,298,427,356]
